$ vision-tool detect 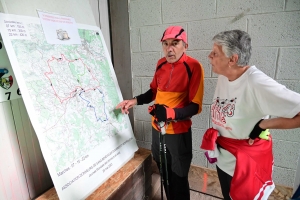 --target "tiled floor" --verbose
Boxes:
[151,173,222,200]
[150,155,294,200]
[152,188,221,200]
